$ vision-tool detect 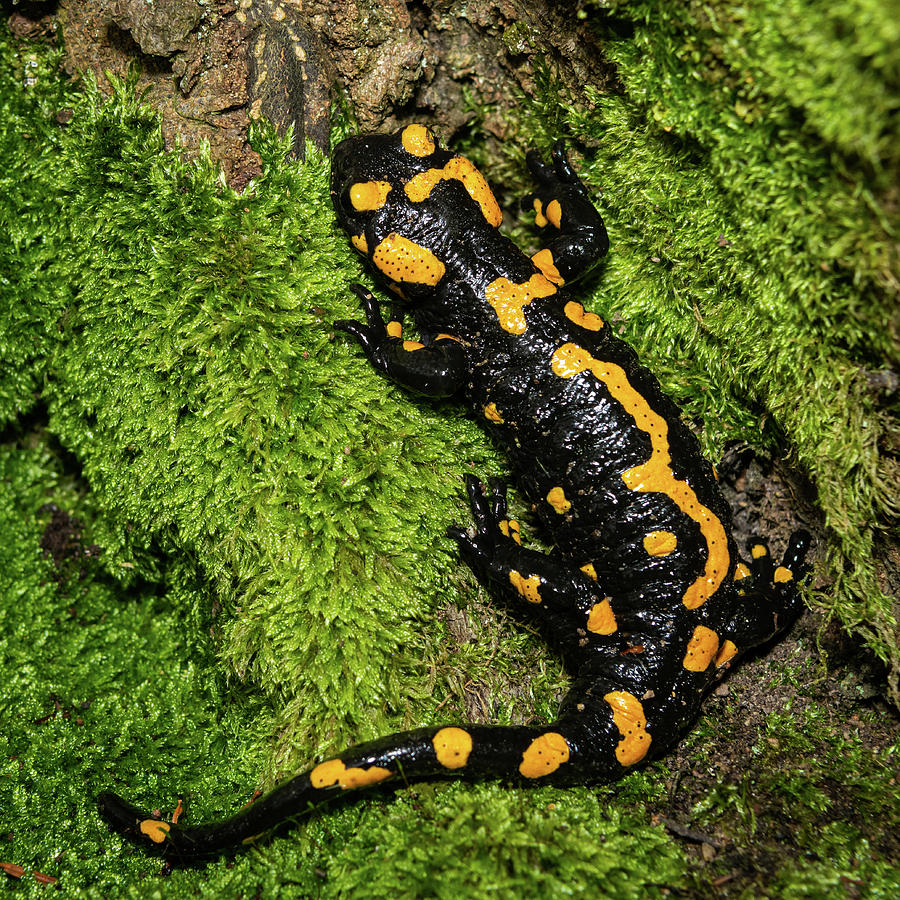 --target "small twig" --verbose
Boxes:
[657,816,725,849]
[1,862,59,885]
[668,767,684,804]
